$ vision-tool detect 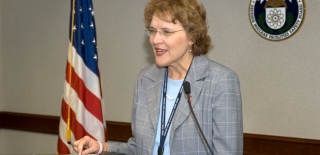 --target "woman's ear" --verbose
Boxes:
[188,40,195,46]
